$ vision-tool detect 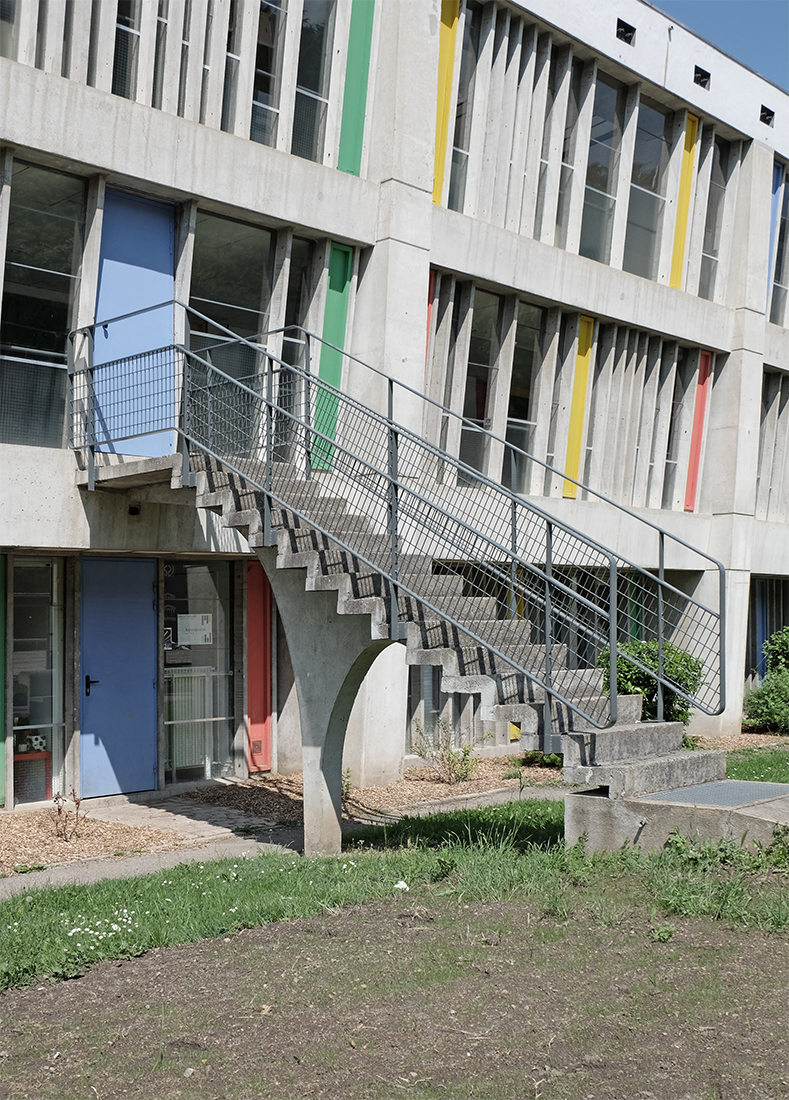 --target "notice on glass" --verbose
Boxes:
[178,613,213,645]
